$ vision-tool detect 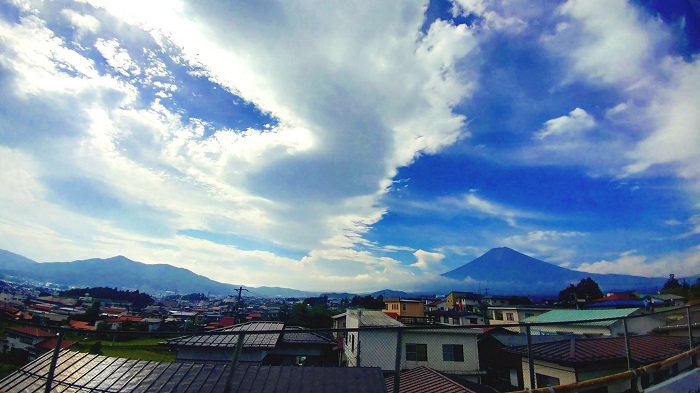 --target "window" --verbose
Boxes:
[406,343,427,361]
[469,318,478,324]
[494,310,504,320]
[536,373,560,388]
[442,344,464,362]
[392,304,399,310]
[402,303,407,311]
[506,312,514,321]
